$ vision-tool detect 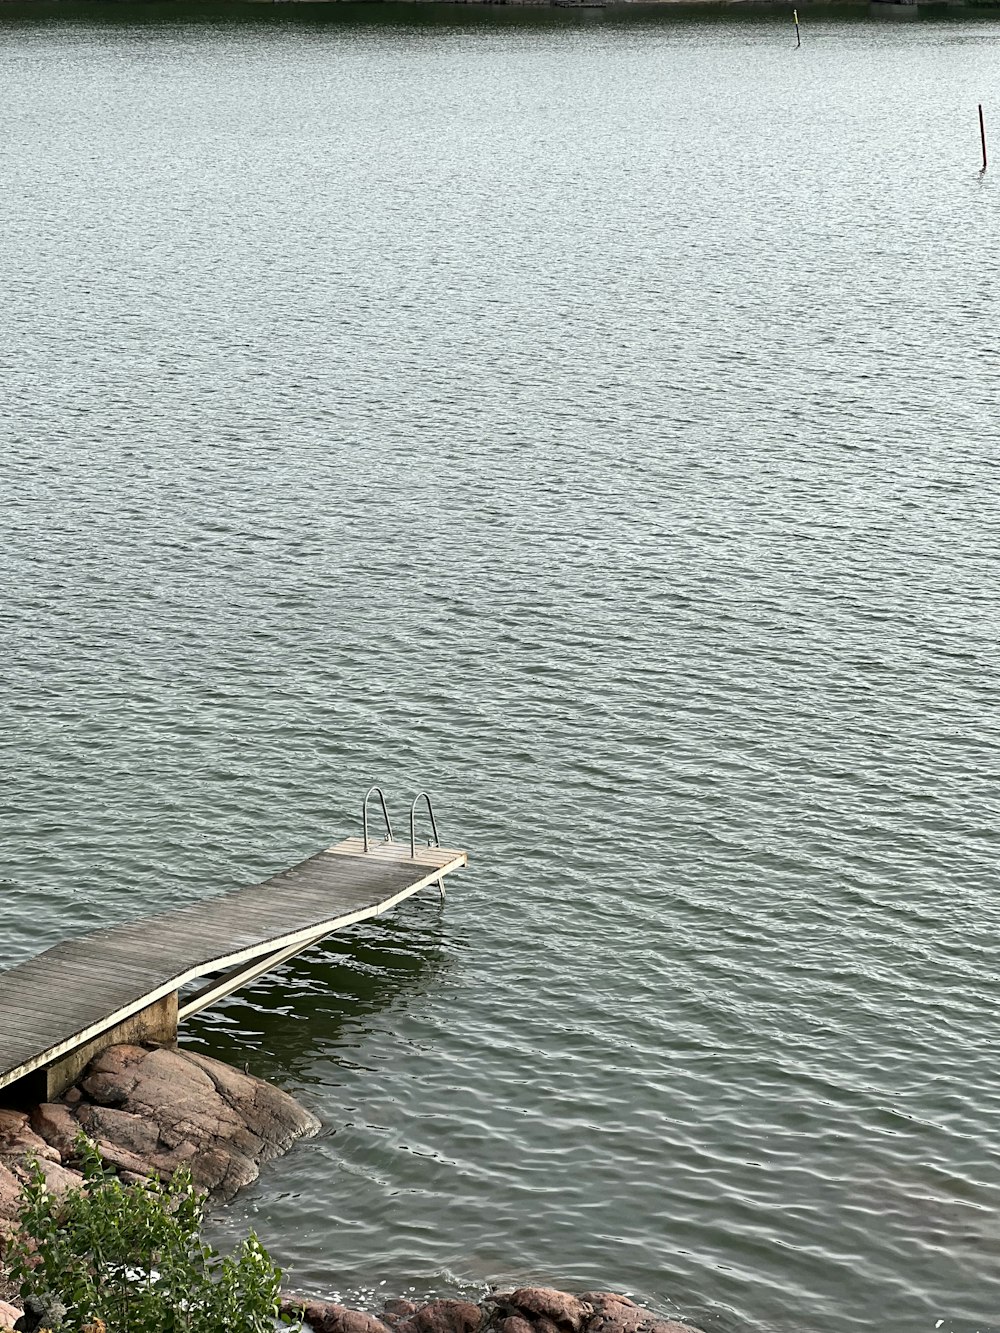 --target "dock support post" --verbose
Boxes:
[42,992,179,1100]
[980,104,988,173]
